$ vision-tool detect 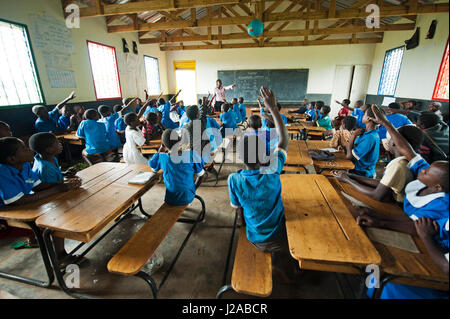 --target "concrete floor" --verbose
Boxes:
[0,147,365,299]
